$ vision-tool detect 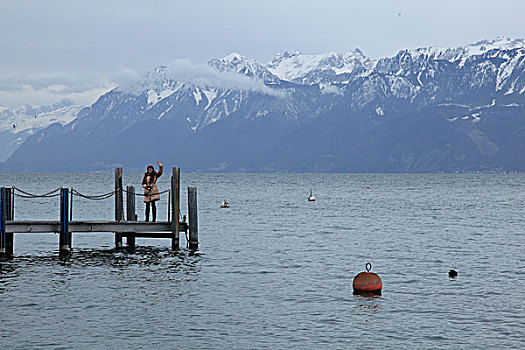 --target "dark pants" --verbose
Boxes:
[145,201,156,222]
